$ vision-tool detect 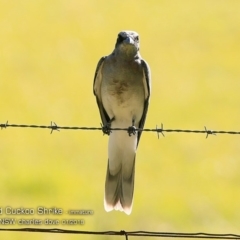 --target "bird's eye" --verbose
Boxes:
[118,34,124,42]
[117,34,125,44]
[115,34,126,48]
[135,36,139,41]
